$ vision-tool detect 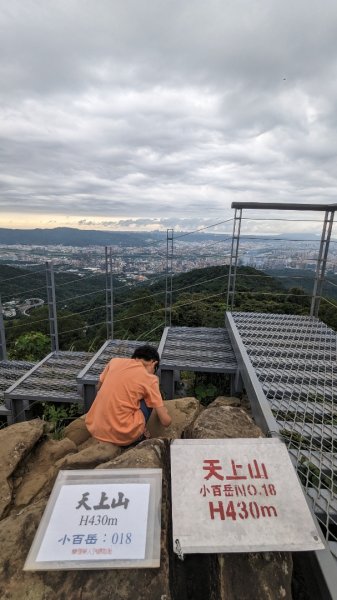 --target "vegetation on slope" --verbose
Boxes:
[1,263,336,360]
